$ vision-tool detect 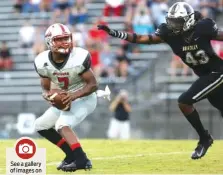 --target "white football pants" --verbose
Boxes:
[107,118,130,140]
[34,92,97,131]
